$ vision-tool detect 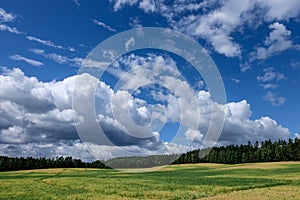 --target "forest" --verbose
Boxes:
[1,138,299,171]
